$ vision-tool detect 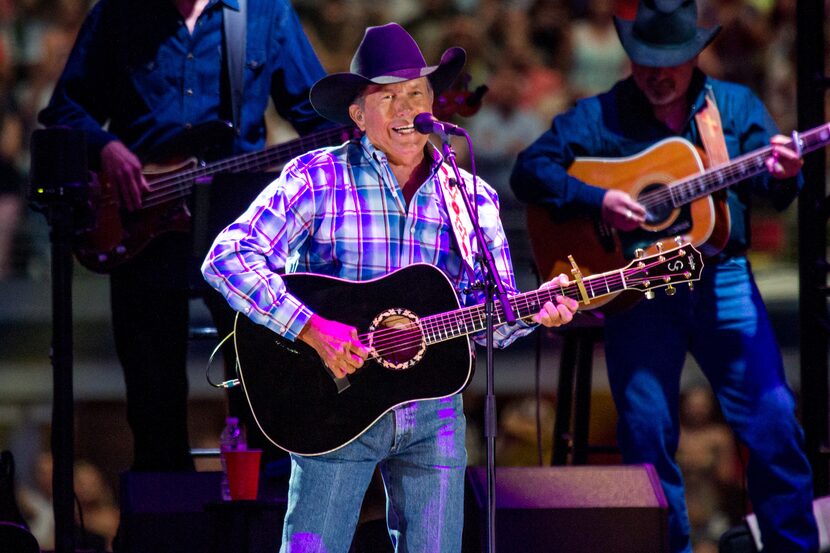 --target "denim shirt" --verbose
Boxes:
[511,70,802,254]
[39,0,329,164]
